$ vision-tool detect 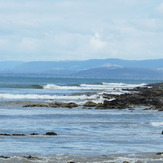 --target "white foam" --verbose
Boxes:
[102,82,146,88]
[43,84,79,90]
[43,84,110,90]
[3,154,163,163]
[43,83,145,91]
[0,93,100,100]
[150,122,163,127]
